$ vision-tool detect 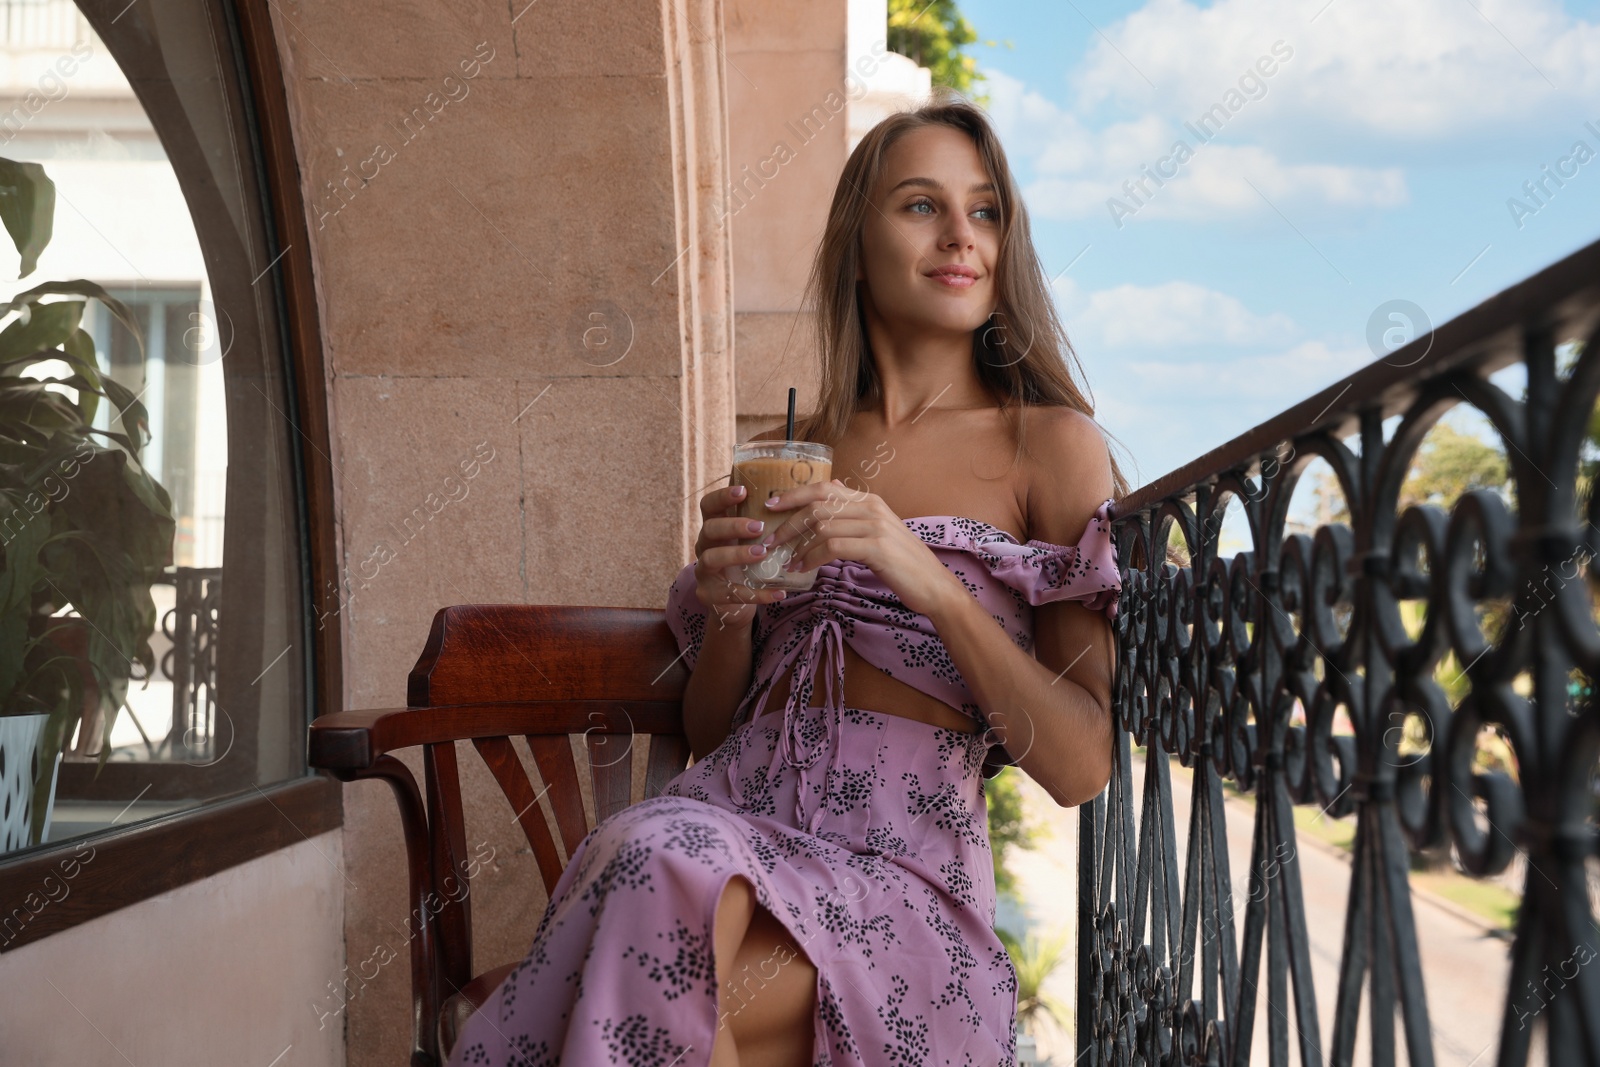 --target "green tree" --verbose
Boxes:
[995,926,1074,1040]
[888,0,986,99]
[1578,351,1599,519]
[985,765,1036,898]
[1398,422,1508,510]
